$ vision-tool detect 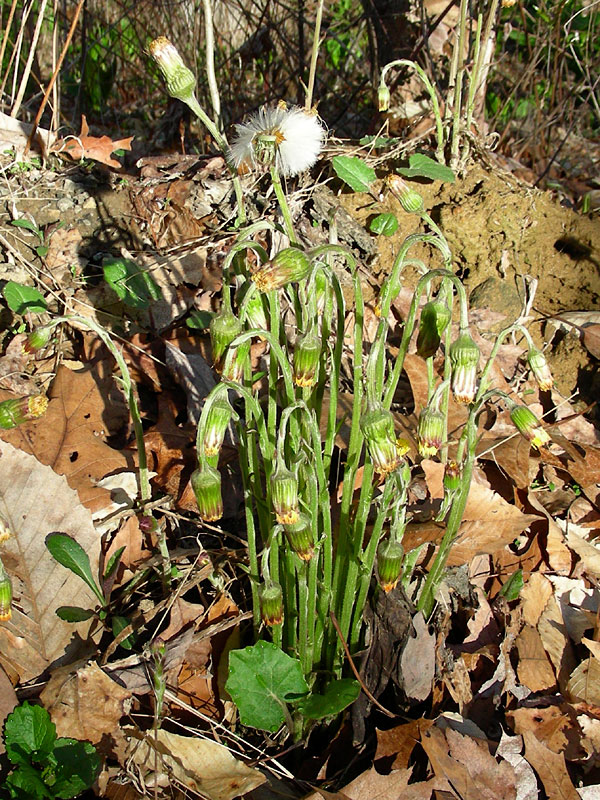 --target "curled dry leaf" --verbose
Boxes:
[50,114,133,169]
[0,440,100,682]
